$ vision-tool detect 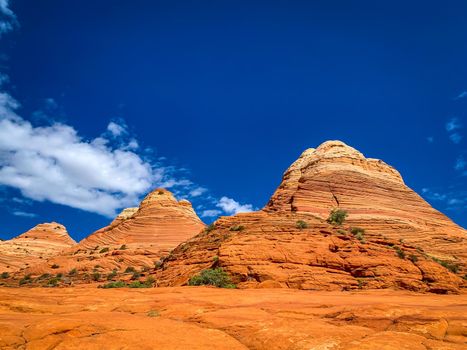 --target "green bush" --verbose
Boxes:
[205,224,215,233]
[107,270,117,280]
[47,277,60,287]
[68,268,77,276]
[19,274,32,286]
[154,260,163,269]
[230,225,245,231]
[119,244,127,250]
[125,266,136,273]
[350,227,365,235]
[431,257,459,273]
[38,273,51,280]
[394,246,406,259]
[99,281,126,289]
[212,255,219,263]
[51,264,59,269]
[296,220,308,229]
[408,254,418,263]
[131,271,141,280]
[99,247,109,253]
[327,209,348,225]
[92,272,101,281]
[355,232,365,243]
[128,278,154,288]
[188,268,236,288]
[0,272,9,279]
